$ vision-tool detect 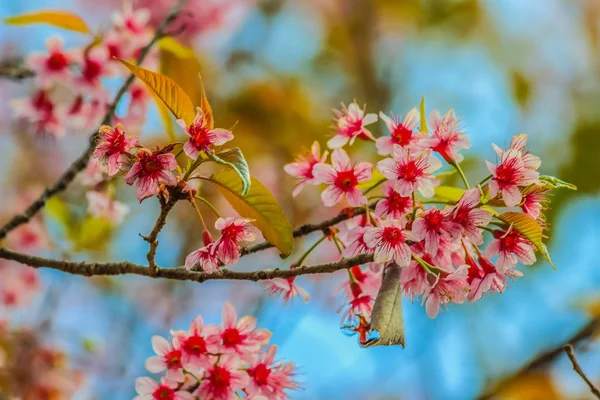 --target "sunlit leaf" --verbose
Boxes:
[363,263,405,348]
[4,10,90,33]
[150,91,175,142]
[496,212,555,269]
[356,169,386,192]
[118,59,196,125]
[197,73,214,130]
[157,36,194,58]
[433,185,465,202]
[71,216,113,252]
[208,170,294,257]
[210,148,251,196]
[419,96,428,133]
[539,175,578,191]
